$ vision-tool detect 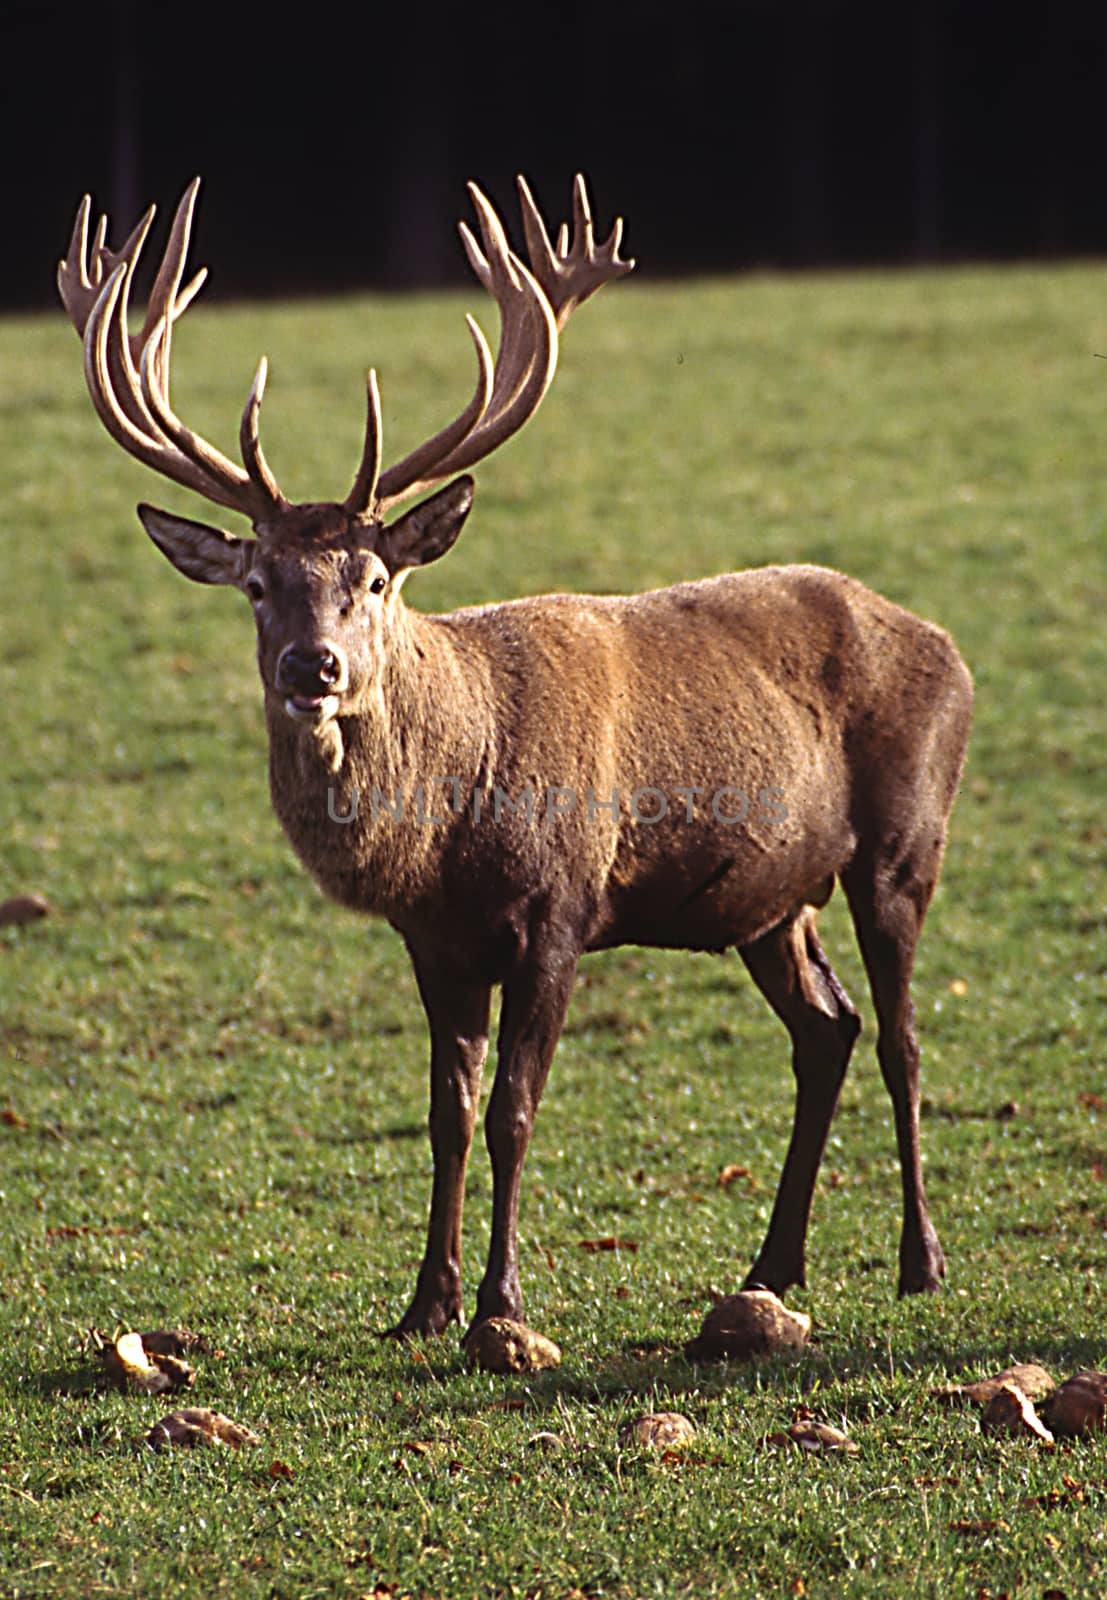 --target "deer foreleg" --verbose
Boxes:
[472,948,579,1329]
[389,961,491,1338]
